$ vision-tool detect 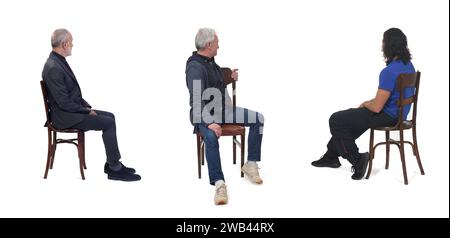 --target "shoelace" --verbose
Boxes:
[351,162,362,173]
[216,185,226,194]
[246,166,261,176]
